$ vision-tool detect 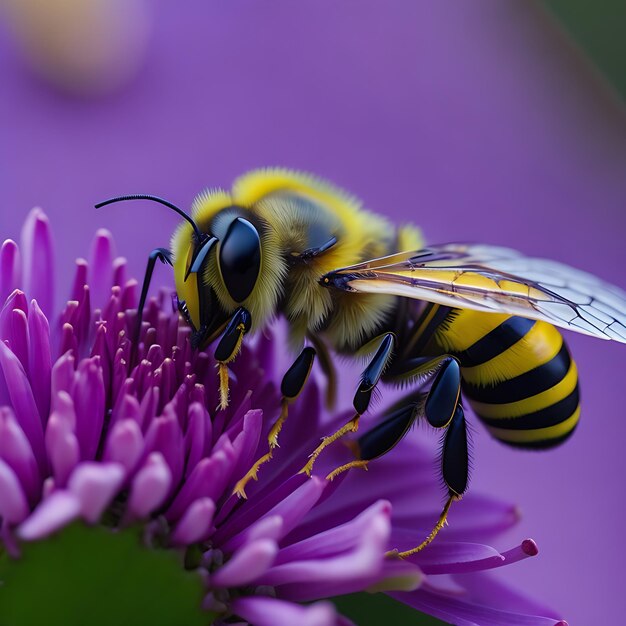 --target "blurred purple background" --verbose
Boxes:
[1,1,625,623]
